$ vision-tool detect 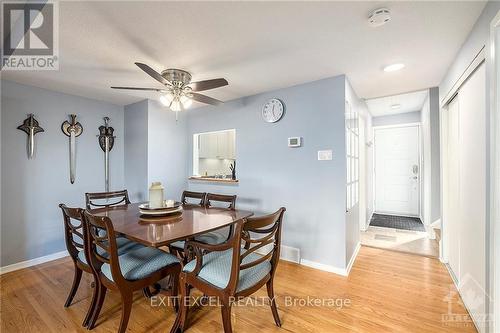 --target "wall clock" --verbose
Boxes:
[262,98,285,123]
